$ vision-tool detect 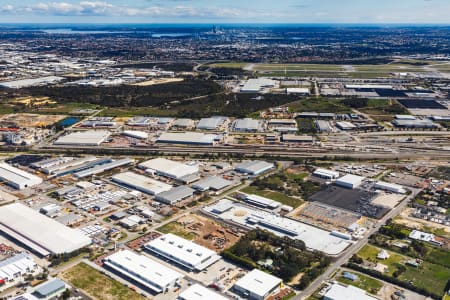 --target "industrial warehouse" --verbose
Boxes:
[192,176,233,192]
[139,158,199,182]
[112,171,172,195]
[0,203,91,256]
[232,118,262,132]
[232,269,282,300]
[335,174,365,189]
[1,15,450,300]
[103,250,184,294]
[122,130,148,140]
[178,284,228,300]
[374,181,407,194]
[154,186,195,205]
[144,233,221,271]
[323,283,378,300]
[0,253,38,282]
[235,160,274,176]
[156,132,218,146]
[0,162,42,189]
[73,158,134,178]
[203,200,352,256]
[313,168,340,180]
[35,156,99,175]
[53,130,111,146]
[196,116,227,130]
